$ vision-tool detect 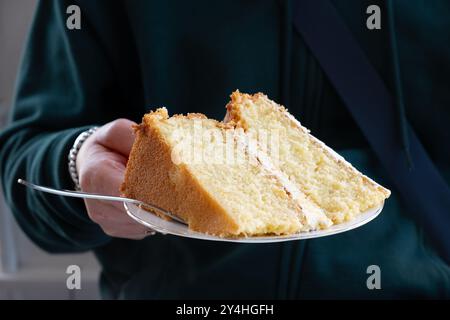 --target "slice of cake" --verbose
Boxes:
[225,91,391,223]
[121,108,332,237]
